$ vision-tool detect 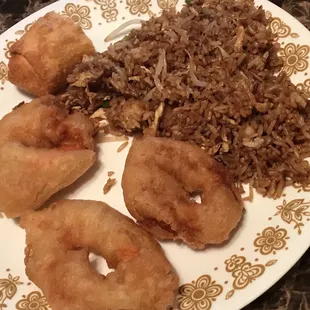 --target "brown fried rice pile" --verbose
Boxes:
[57,0,310,198]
